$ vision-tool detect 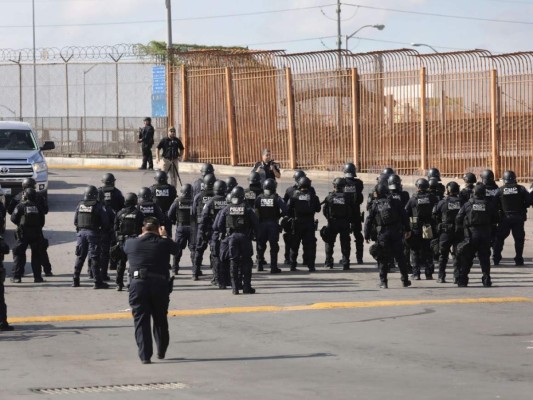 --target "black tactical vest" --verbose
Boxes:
[485,184,499,199]
[119,207,142,236]
[227,204,249,232]
[468,199,490,227]
[152,184,174,212]
[244,187,260,208]
[293,190,313,218]
[443,197,461,225]
[257,194,279,221]
[20,201,41,229]
[210,195,228,219]
[375,198,399,226]
[77,200,99,230]
[176,197,192,225]
[196,190,214,223]
[413,193,433,219]
[328,192,348,219]
[138,201,156,218]
[500,184,523,213]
